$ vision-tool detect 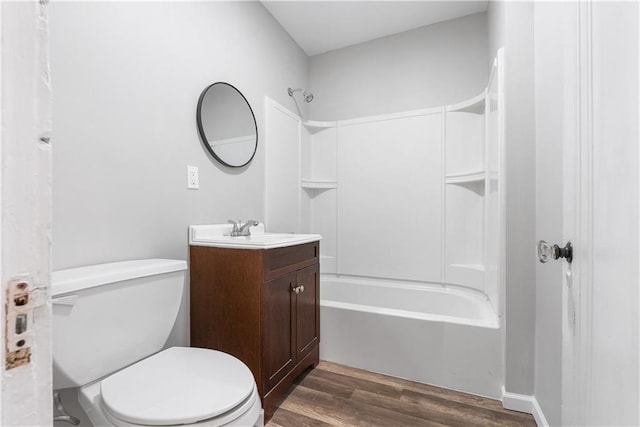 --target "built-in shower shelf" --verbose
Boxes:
[301,179,337,190]
[302,120,337,134]
[445,171,485,185]
[446,92,486,114]
[449,263,485,272]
